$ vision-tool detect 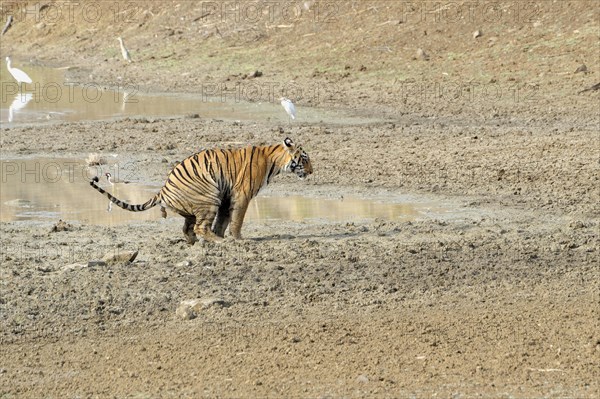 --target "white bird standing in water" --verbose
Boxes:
[105,172,117,212]
[105,172,130,212]
[279,97,296,124]
[117,37,132,63]
[6,57,32,89]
